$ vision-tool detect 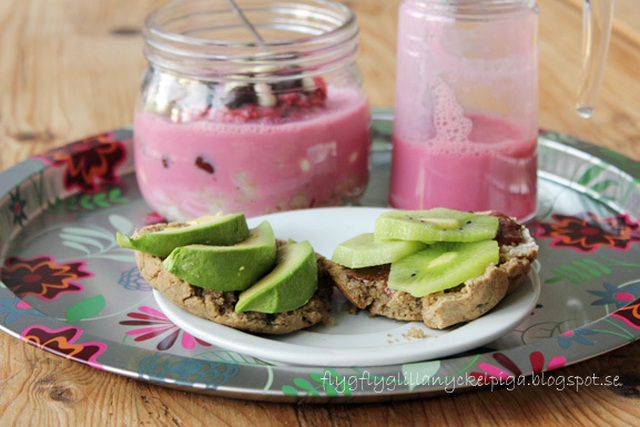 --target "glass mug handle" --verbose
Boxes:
[577,0,615,118]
